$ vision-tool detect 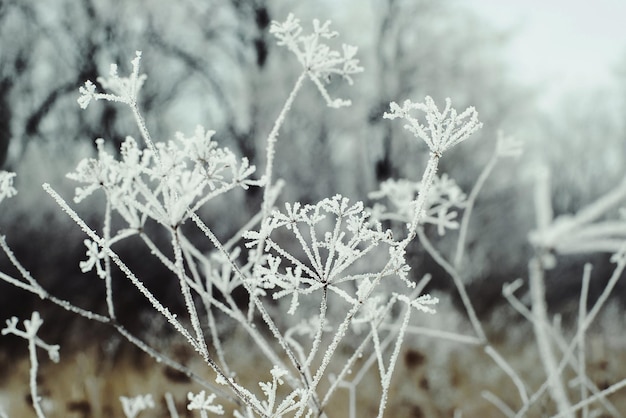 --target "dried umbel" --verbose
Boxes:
[384,96,482,157]
[270,13,363,108]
